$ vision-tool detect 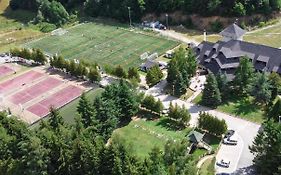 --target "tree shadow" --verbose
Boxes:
[156,118,184,131]
[232,98,260,116]
[2,6,36,25]
[137,109,160,120]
